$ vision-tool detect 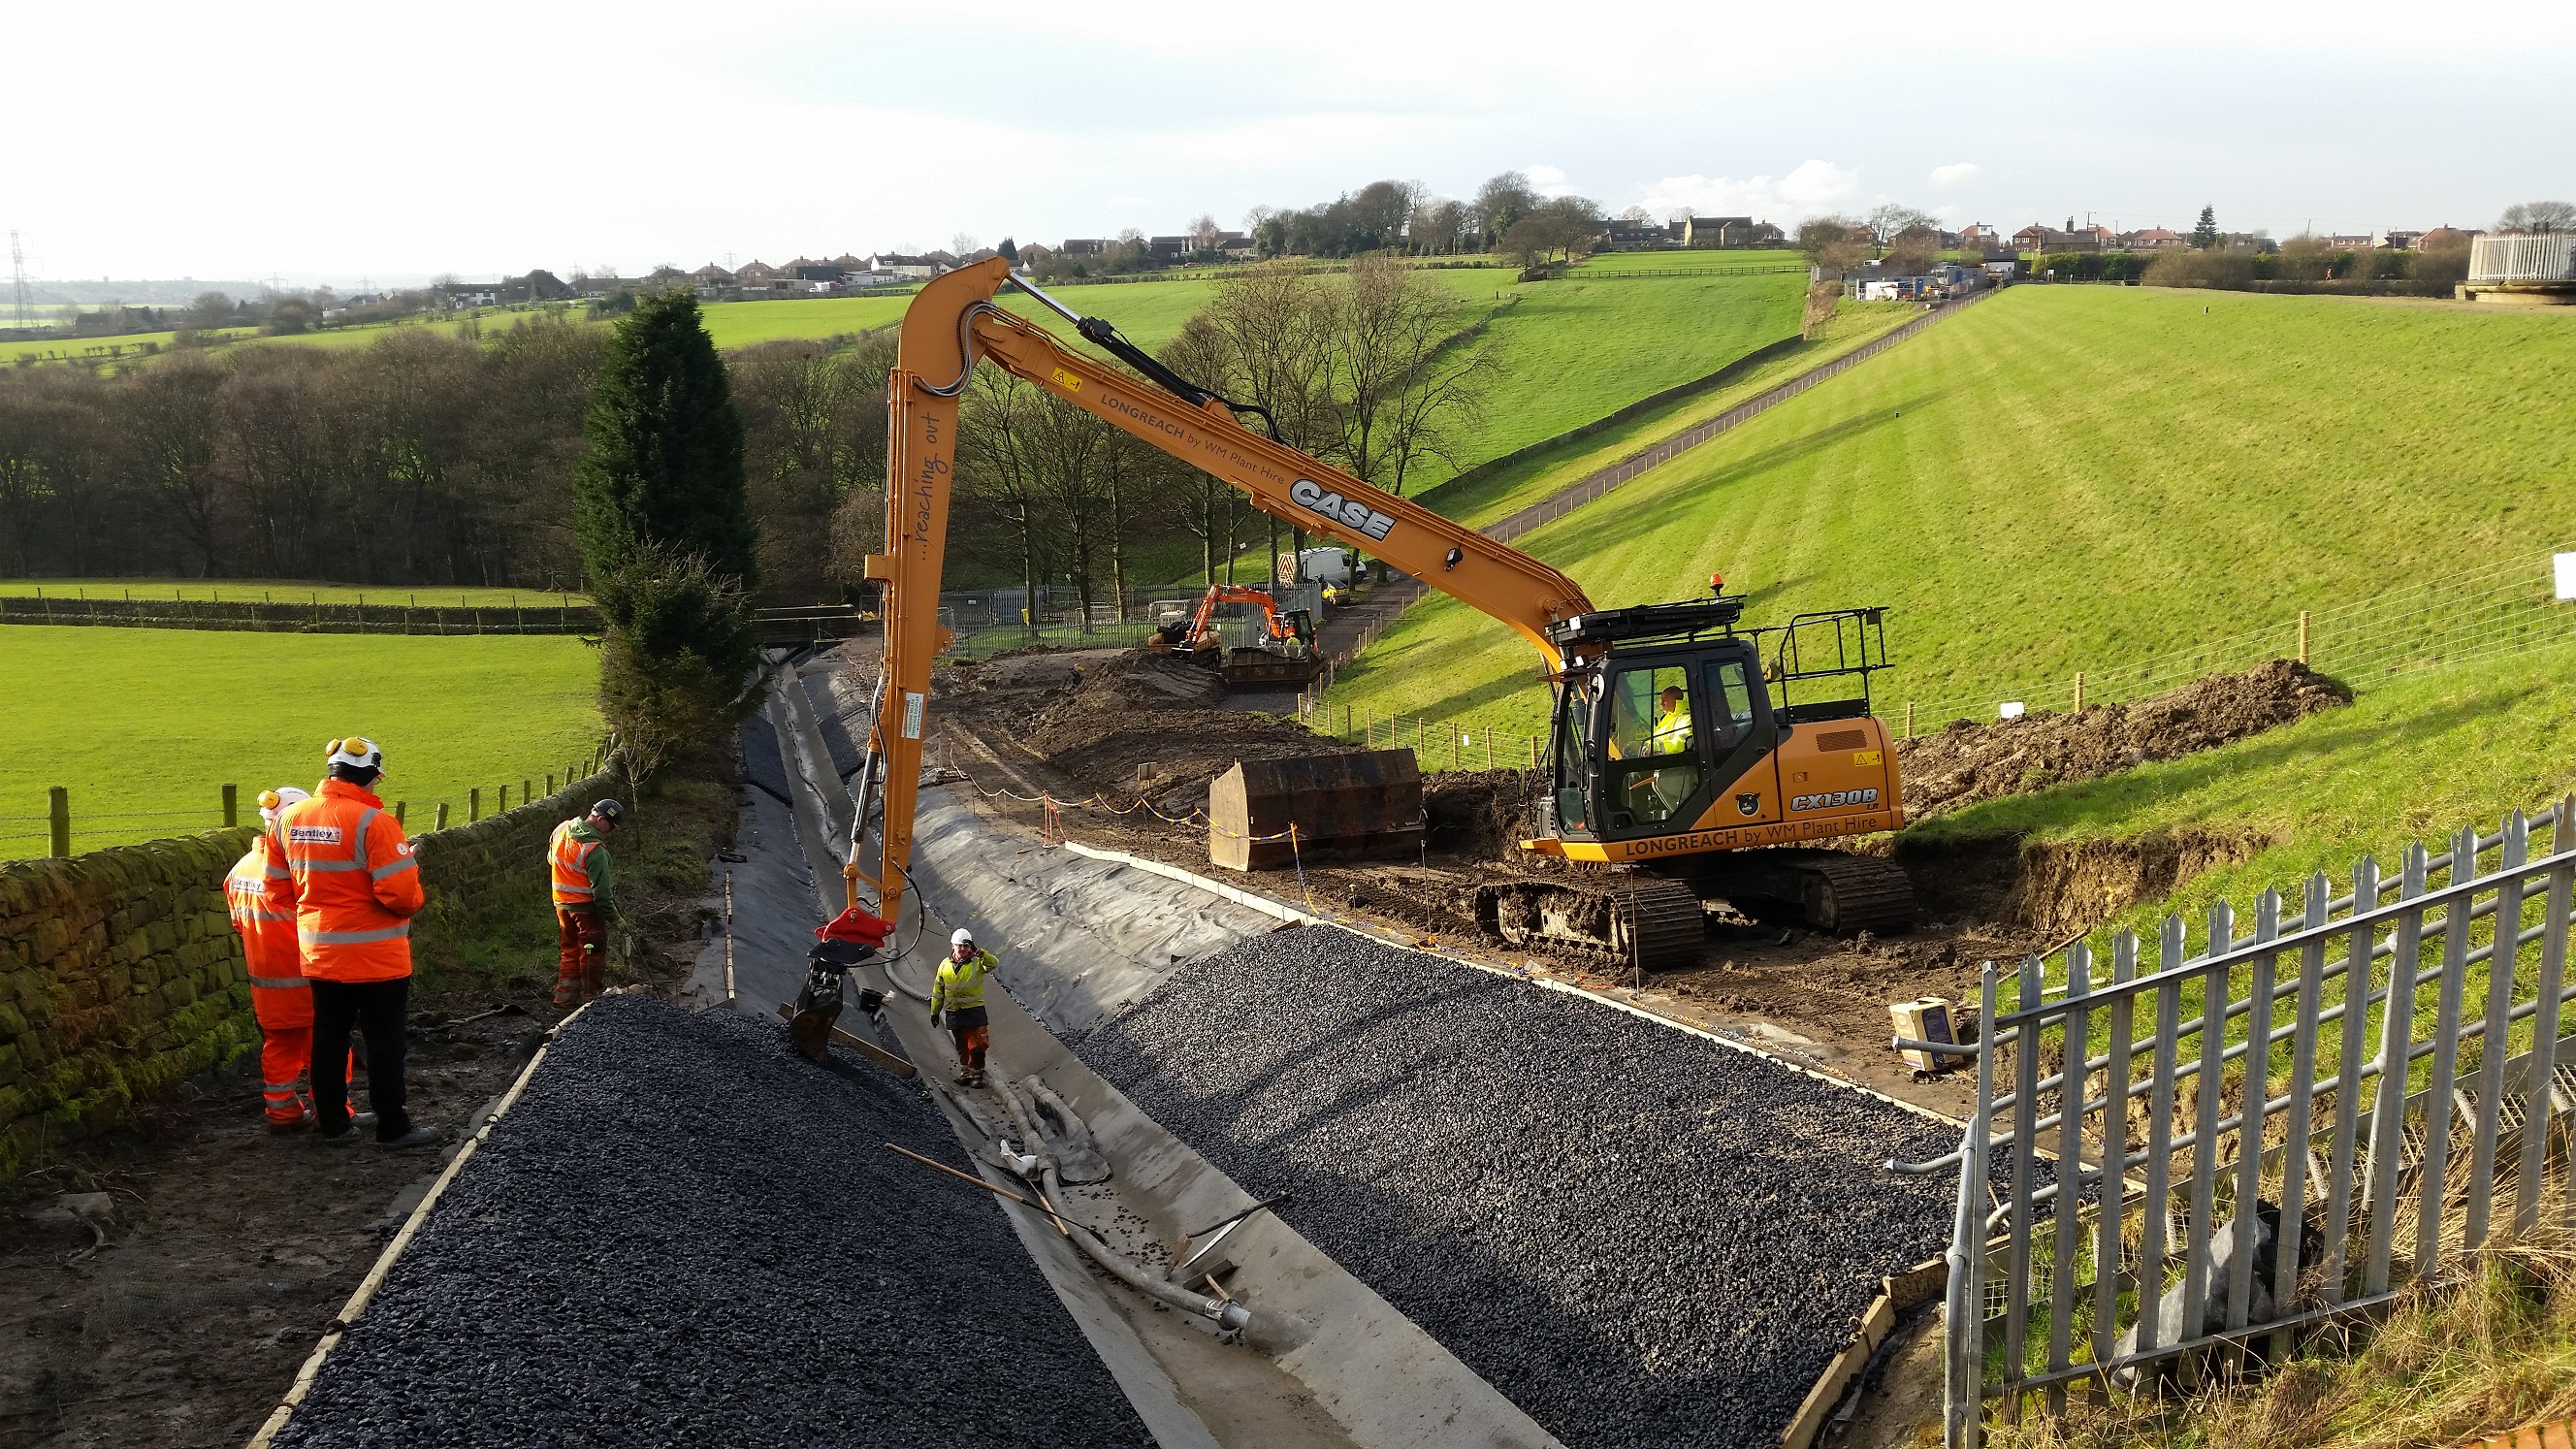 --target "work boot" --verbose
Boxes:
[268,1114,313,1137]
[553,981,577,1008]
[376,1125,443,1151]
[318,1124,362,1147]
